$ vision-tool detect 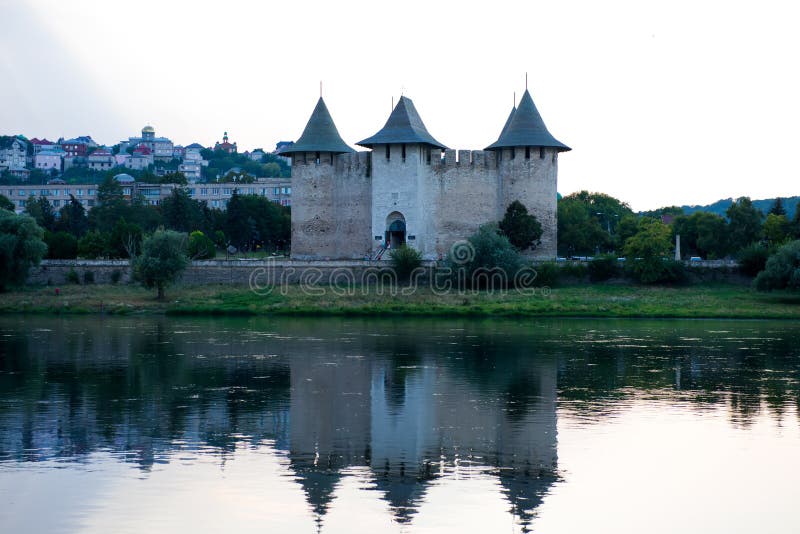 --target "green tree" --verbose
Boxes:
[769,197,787,216]
[44,231,78,259]
[623,218,681,284]
[726,197,763,253]
[499,200,543,251]
[134,229,189,299]
[57,195,89,237]
[188,230,216,259]
[446,224,522,289]
[24,195,56,231]
[77,230,109,259]
[161,189,209,234]
[389,245,422,282]
[159,171,188,185]
[0,194,13,212]
[557,191,633,256]
[754,240,800,292]
[672,211,728,259]
[108,218,143,258]
[763,213,790,245]
[0,210,47,291]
